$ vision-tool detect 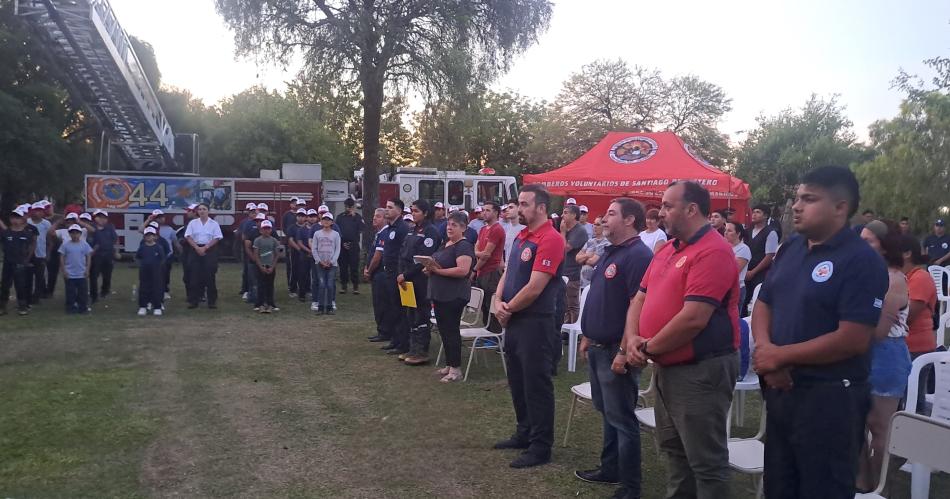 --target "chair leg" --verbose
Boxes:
[464,339,478,381]
[498,337,507,375]
[562,395,578,447]
[435,343,444,367]
[754,474,763,499]
[736,390,746,427]
[568,332,578,373]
